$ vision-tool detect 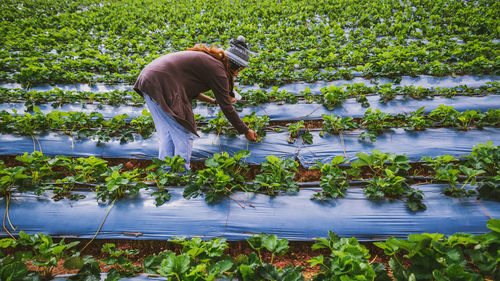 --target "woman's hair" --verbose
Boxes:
[187,44,237,95]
